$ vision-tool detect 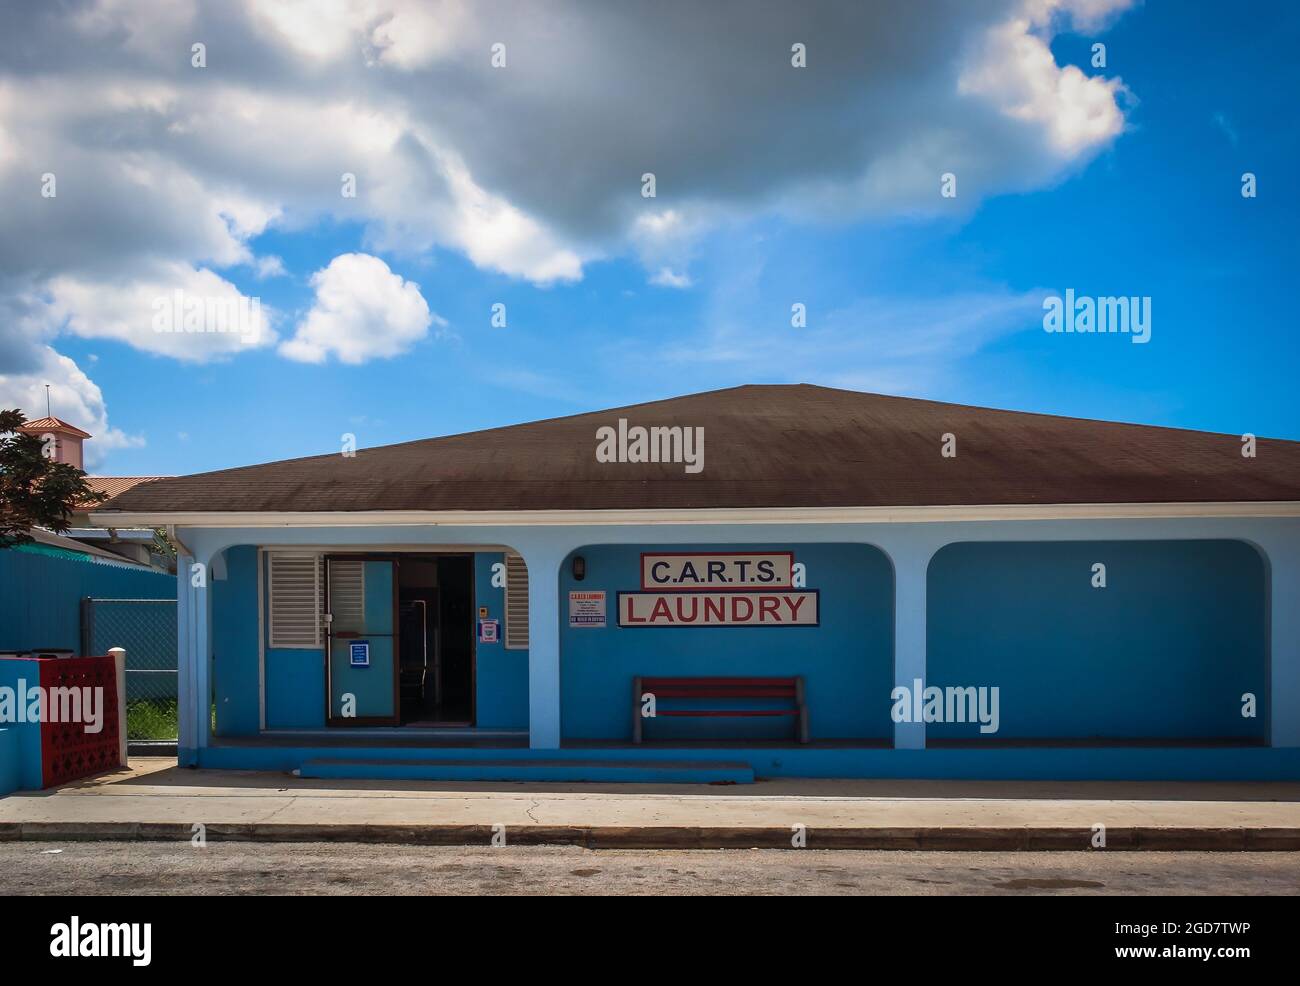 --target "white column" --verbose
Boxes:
[522,545,564,750]
[176,555,198,764]
[194,568,211,751]
[108,647,128,767]
[1265,534,1300,747]
[889,542,936,750]
[176,553,212,762]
